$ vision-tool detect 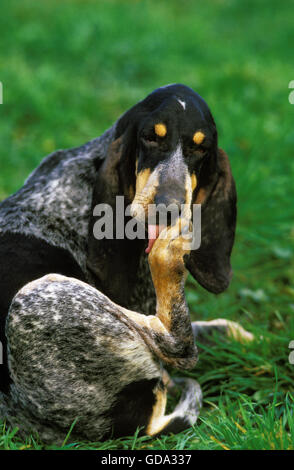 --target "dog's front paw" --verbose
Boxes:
[148,218,192,281]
